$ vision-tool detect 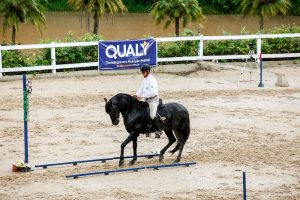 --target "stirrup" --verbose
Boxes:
[157,113,166,122]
